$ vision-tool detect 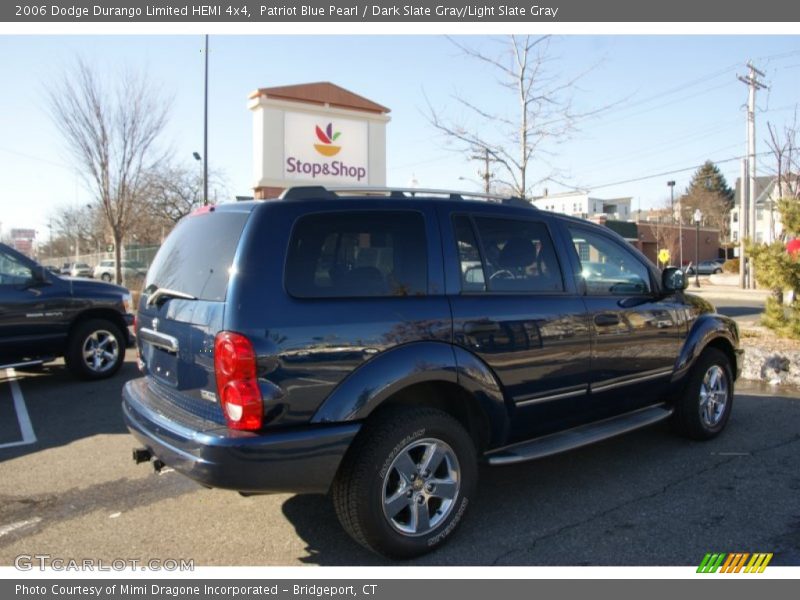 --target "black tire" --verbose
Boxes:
[713,268,722,274]
[332,406,477,559]
[101,273,112,282]
[65,319,125,380]
[672,348,733,440]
